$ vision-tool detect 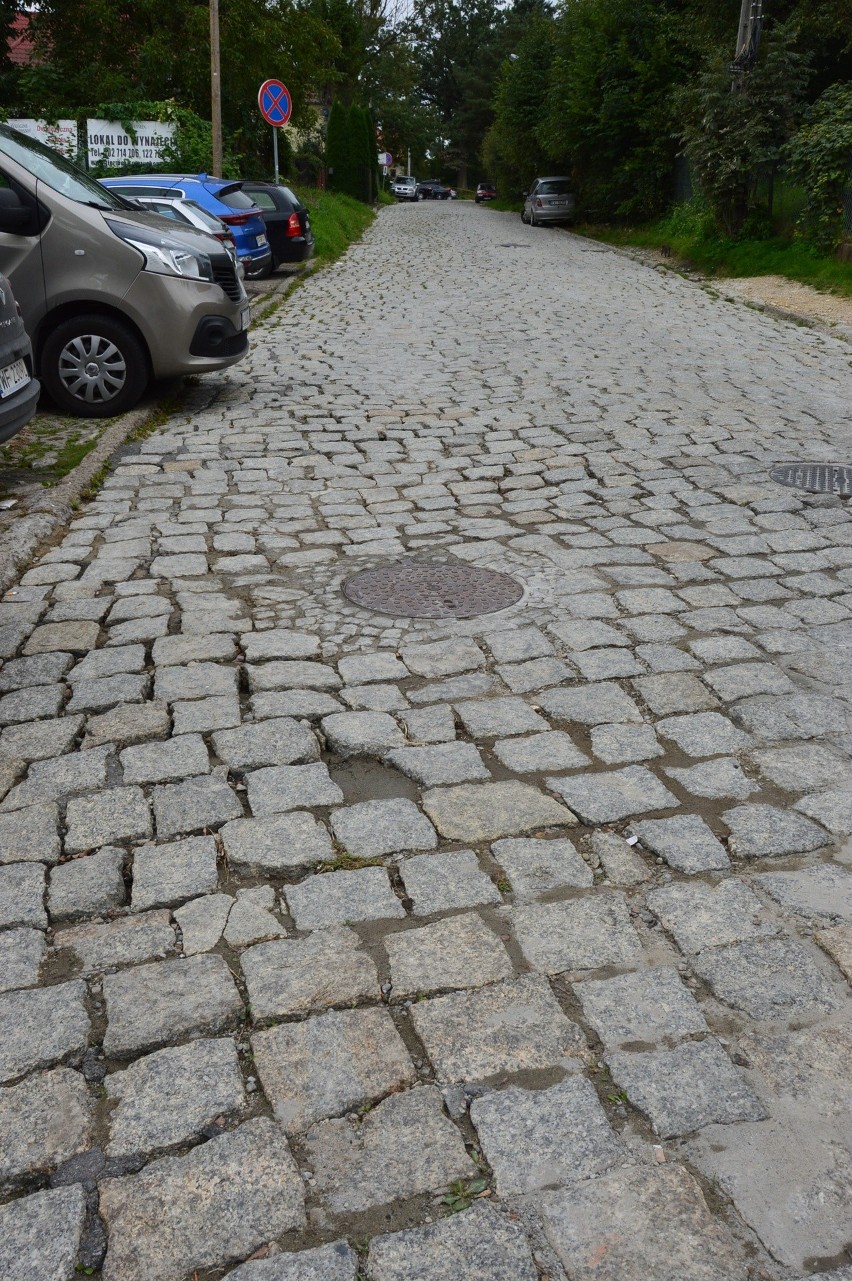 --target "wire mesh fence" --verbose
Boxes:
[842,169,852,239]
